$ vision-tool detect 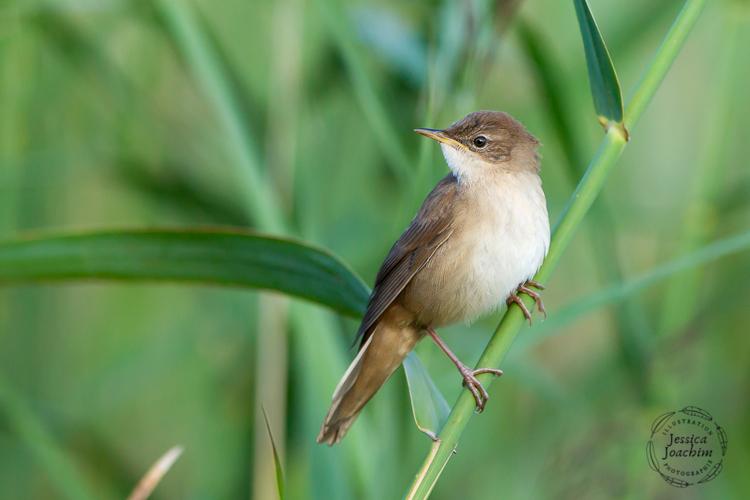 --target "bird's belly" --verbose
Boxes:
[406,182,549,327]
[460,225,546,319]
